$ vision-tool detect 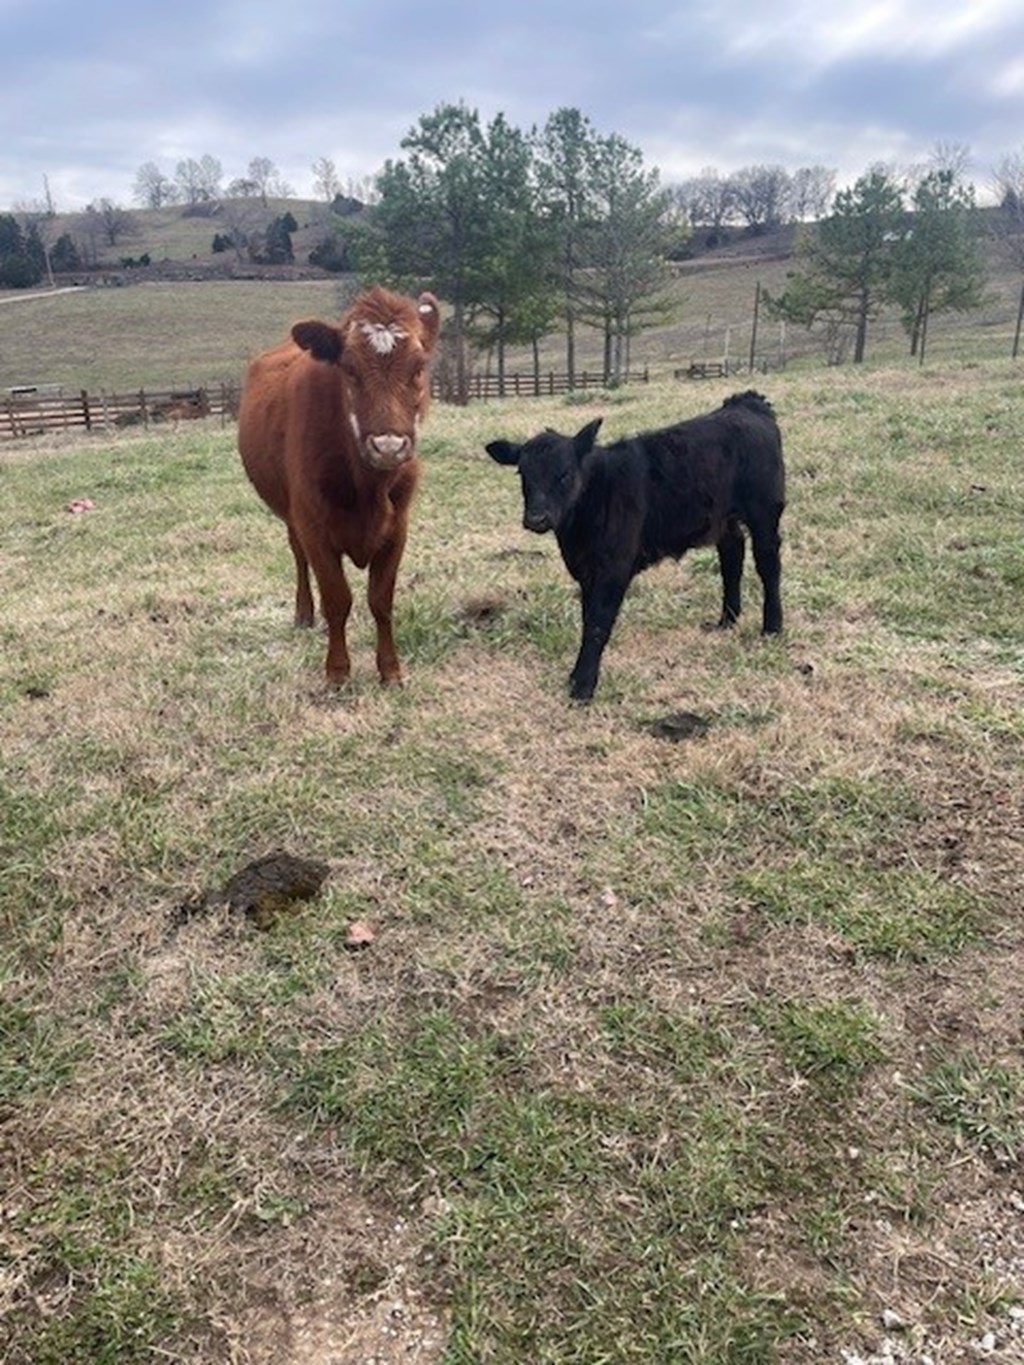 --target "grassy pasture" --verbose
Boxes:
[2,225,1023,395]
[0,279,350,392]
[1,362,1023,1363]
